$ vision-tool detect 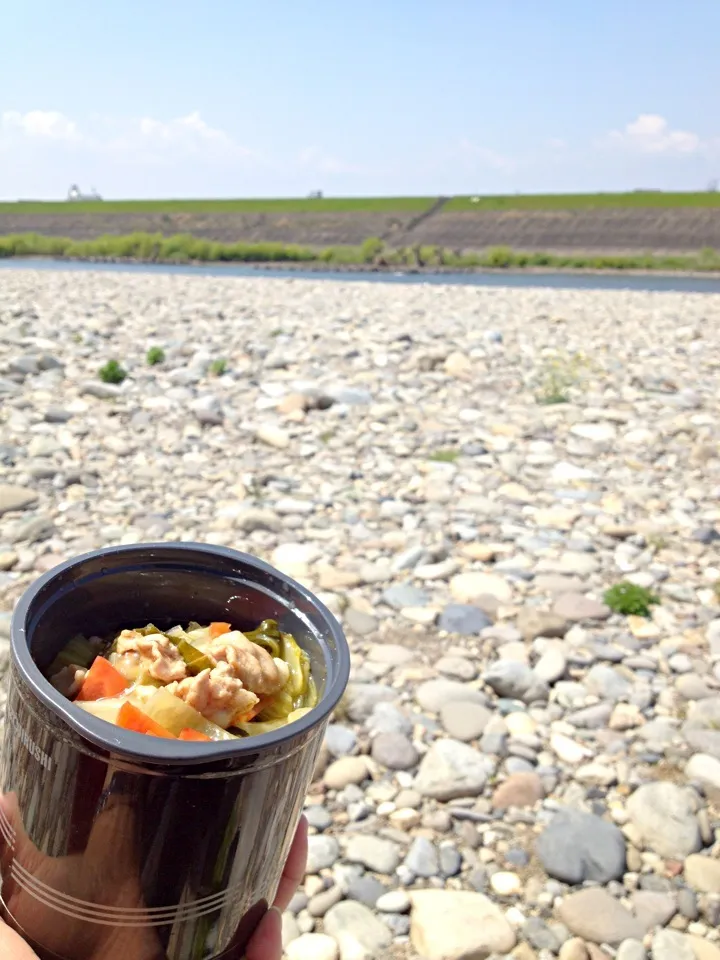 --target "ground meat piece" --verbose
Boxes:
[208,632,289,696]
[50,664,88,698]
[113,630,187,683]
[168,663,259,728]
